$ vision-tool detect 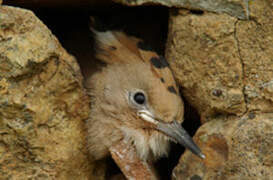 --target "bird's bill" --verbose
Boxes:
[138,110,205,159]
[157,120,205,159]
